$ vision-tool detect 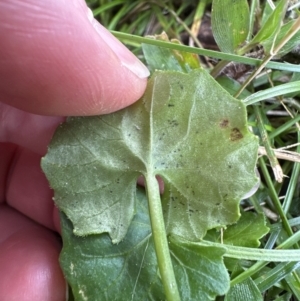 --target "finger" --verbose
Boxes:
[0,205,66,301]
[0,103,64,155]
[6,147,57,231]
[0,0,149,116]
[0,143,16,203]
